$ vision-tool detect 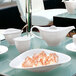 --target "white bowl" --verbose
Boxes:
[14,35,31,53]
[4,28,22,45]
[9,49,71,72]
[0,45,8,54]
